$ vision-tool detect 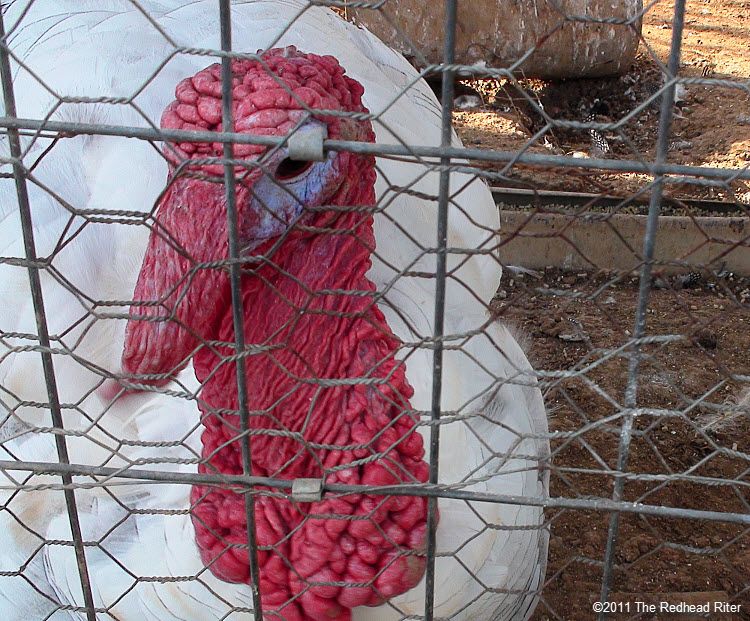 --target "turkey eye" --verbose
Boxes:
[275,158,313,181]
